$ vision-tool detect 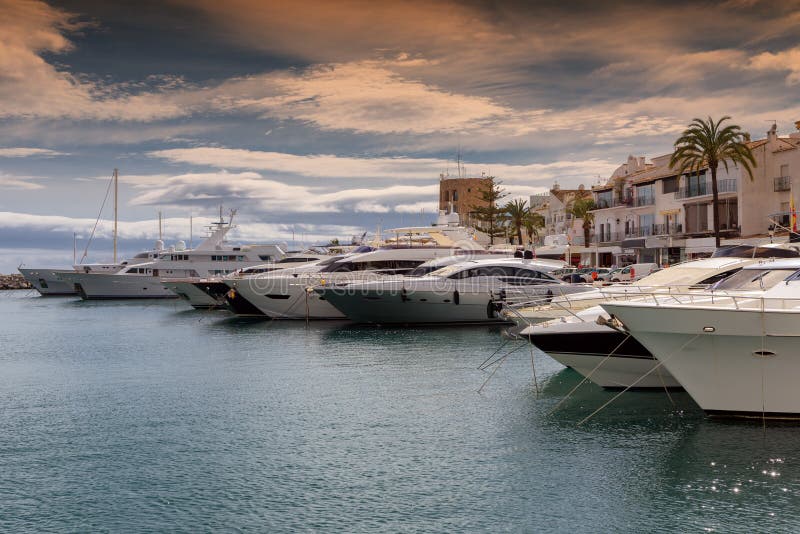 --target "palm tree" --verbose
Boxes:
[502,198,529,244]
[523,212,545,245]
[670,116,756,247]
[568,196,595,247]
